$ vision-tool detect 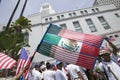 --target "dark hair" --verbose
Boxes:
[34,64,39,68]
[46,62,52,69]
